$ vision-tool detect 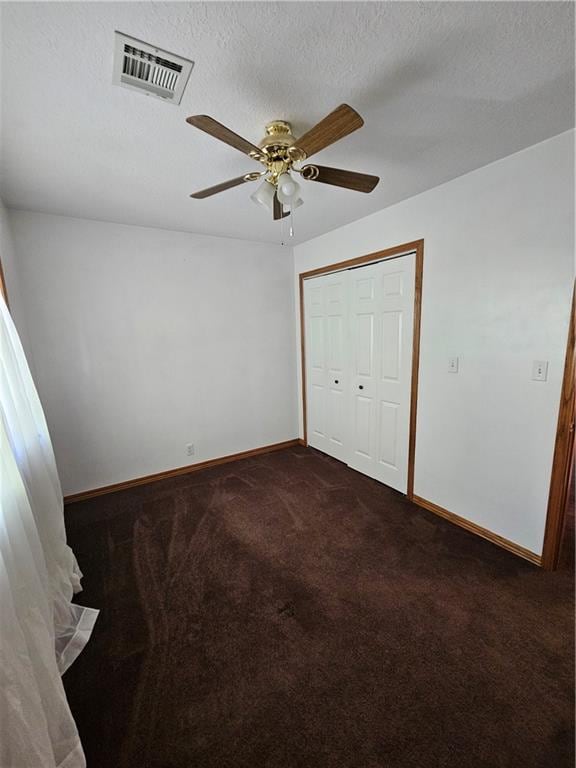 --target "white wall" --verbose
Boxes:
[6,131,573,554]
[0,198,31,356]
[294,130,574,556]
[9,212,298,496]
